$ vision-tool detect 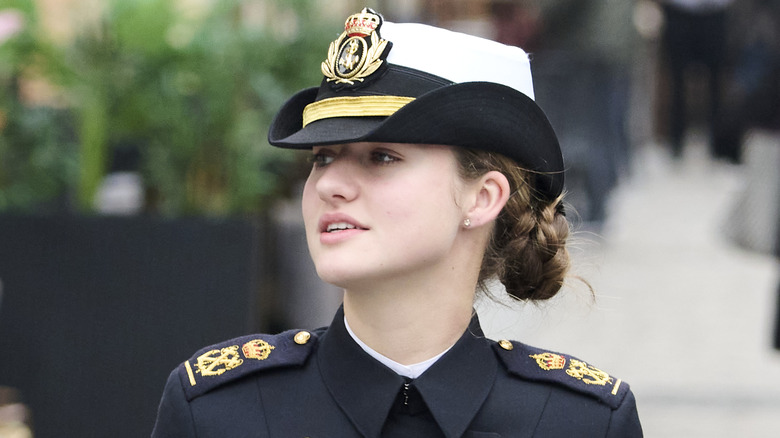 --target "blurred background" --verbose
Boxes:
[0,0,778,436]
